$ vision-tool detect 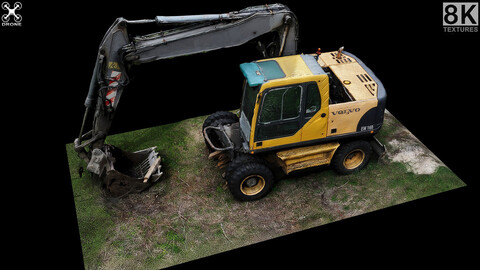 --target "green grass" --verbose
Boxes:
[67,119,193,269]
[103,121,190,175]
[66,112,465,269]
[159,230,185,254]
[66,144,114,269]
